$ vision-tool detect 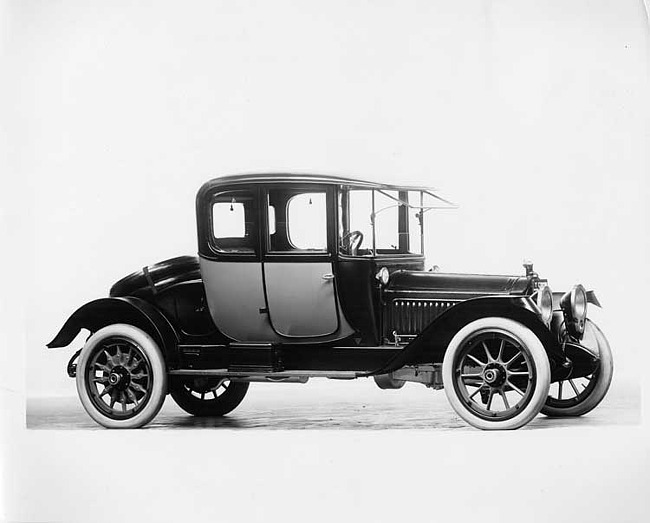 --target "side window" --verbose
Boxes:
[338,189,373,256]
[287,193,327,250]
[373,190,399,251]
[267,189,328,253]
[211,190,257,253]
[339,188,423,256]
